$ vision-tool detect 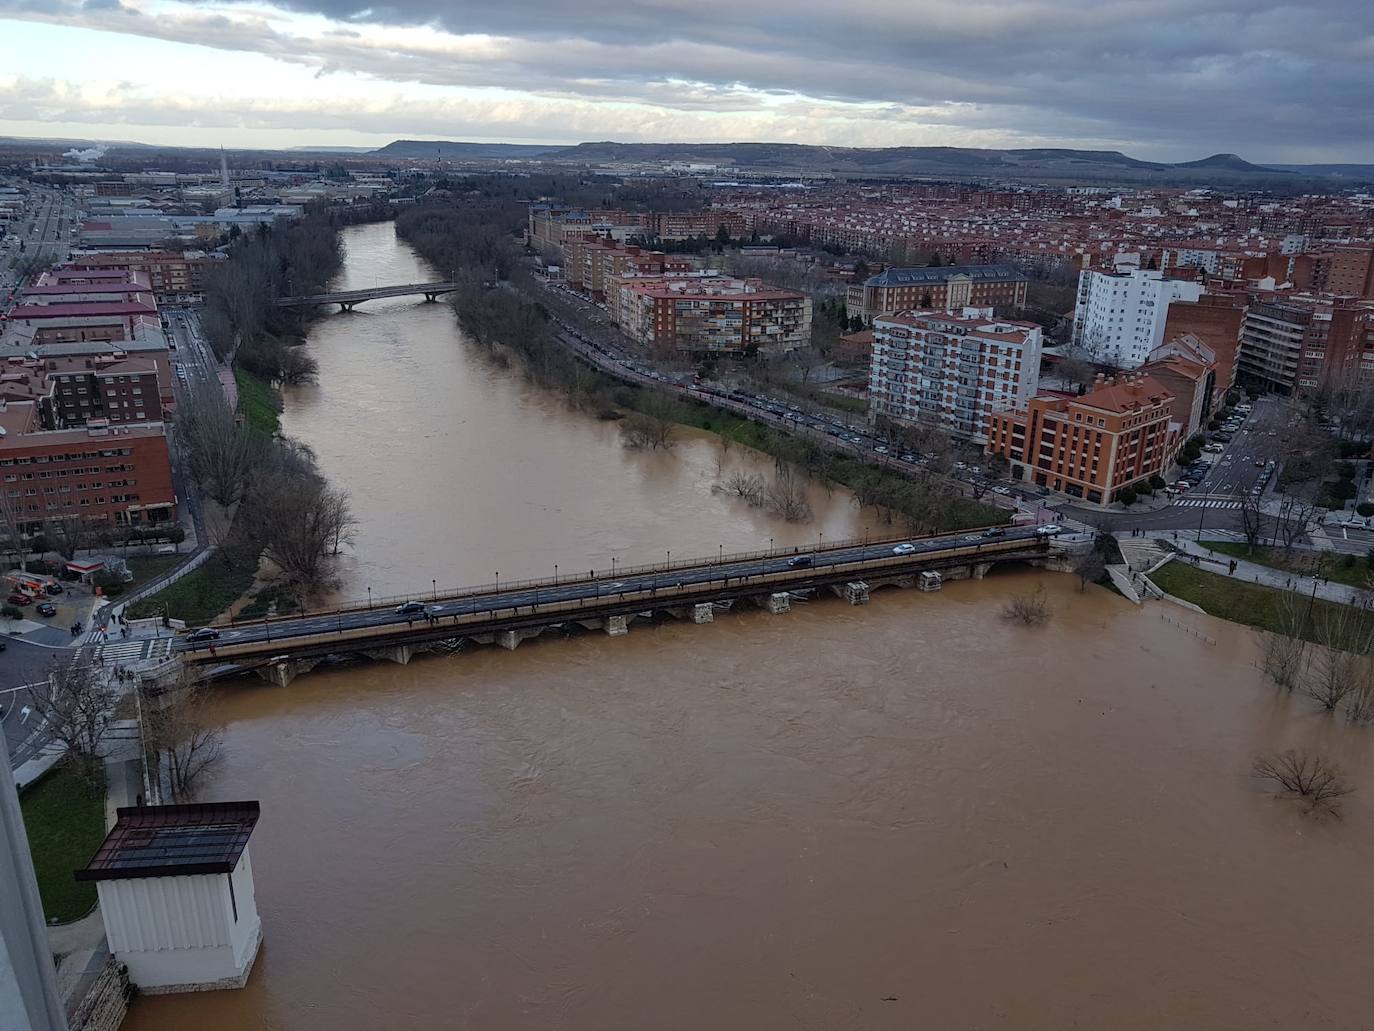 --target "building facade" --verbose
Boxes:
[614,277,811,356]
[869,309,1042,441]
[1071,267,1205,368]
[848,265,1028,321]
[1237,296,1371,396]
[986,374,1179,504]
[0,402,177,529]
